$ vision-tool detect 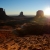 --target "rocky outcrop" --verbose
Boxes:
[0,8,7,20]
[0,8,13,20]
[36,10,44,17]
[18,11,25,17]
